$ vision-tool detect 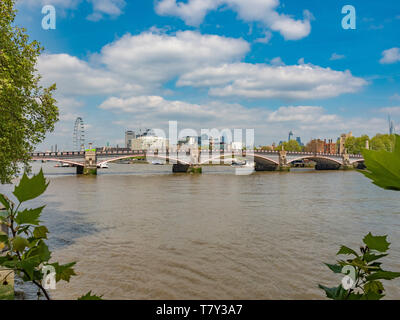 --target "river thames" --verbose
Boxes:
[2,163,400,299]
